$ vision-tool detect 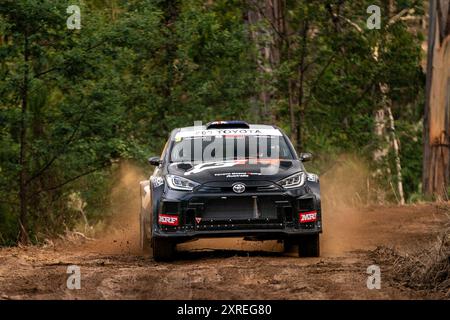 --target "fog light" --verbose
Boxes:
[299,211,317,223]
